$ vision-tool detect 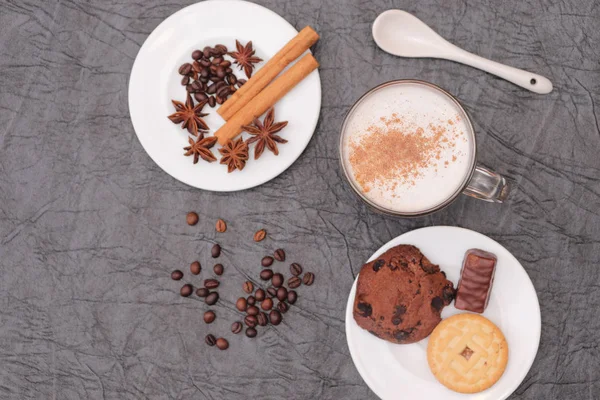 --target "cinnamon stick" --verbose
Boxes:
[218,26,319,120]
[215,54,319,145]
